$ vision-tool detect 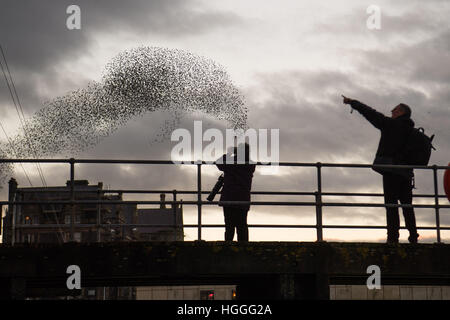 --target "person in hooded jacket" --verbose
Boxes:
[216,143,256,242]
[342,96,419,244]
